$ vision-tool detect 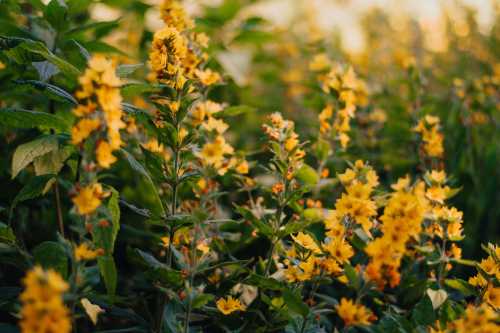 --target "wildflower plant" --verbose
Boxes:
[0,1,499,333]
